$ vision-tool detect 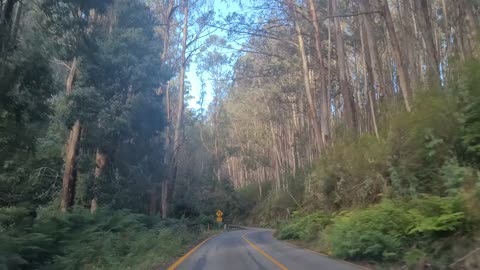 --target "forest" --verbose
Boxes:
[1,0,480,269]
